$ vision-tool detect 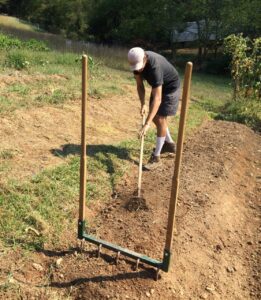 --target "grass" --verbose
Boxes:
[0,149,14,160]
[0,15,128,71]
[0,15,37,32]
[0,46,131,114]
